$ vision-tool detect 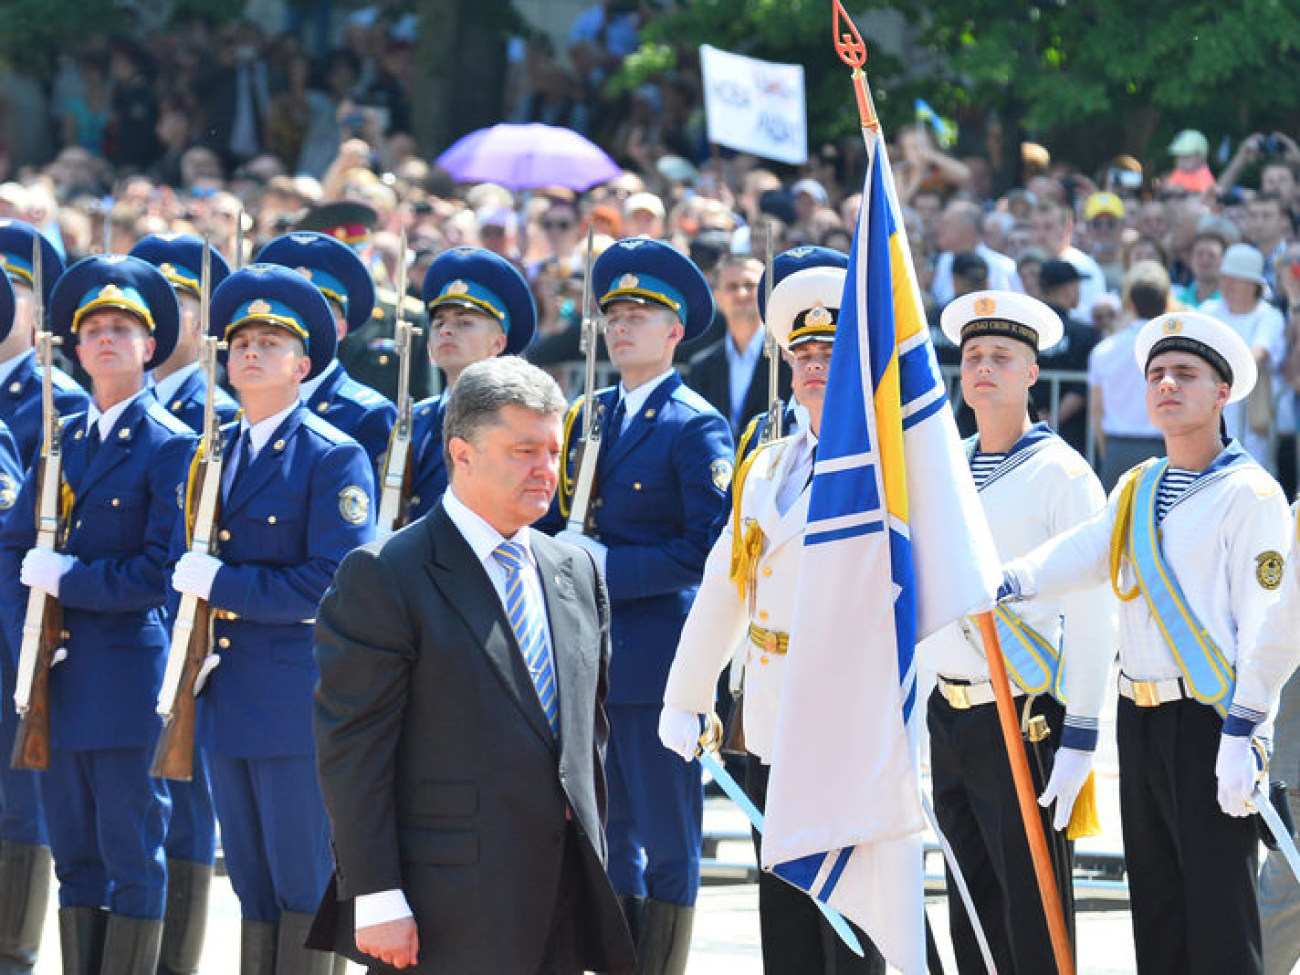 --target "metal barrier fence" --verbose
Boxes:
[542,360,1294,478]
